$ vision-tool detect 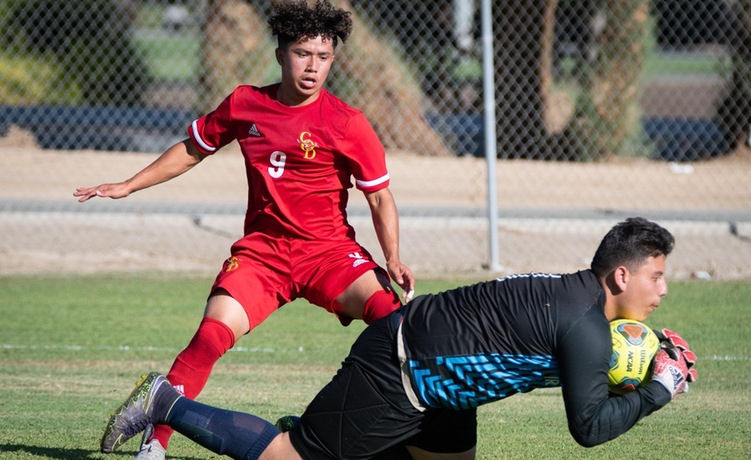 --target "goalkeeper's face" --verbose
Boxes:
[616,254,668,322]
